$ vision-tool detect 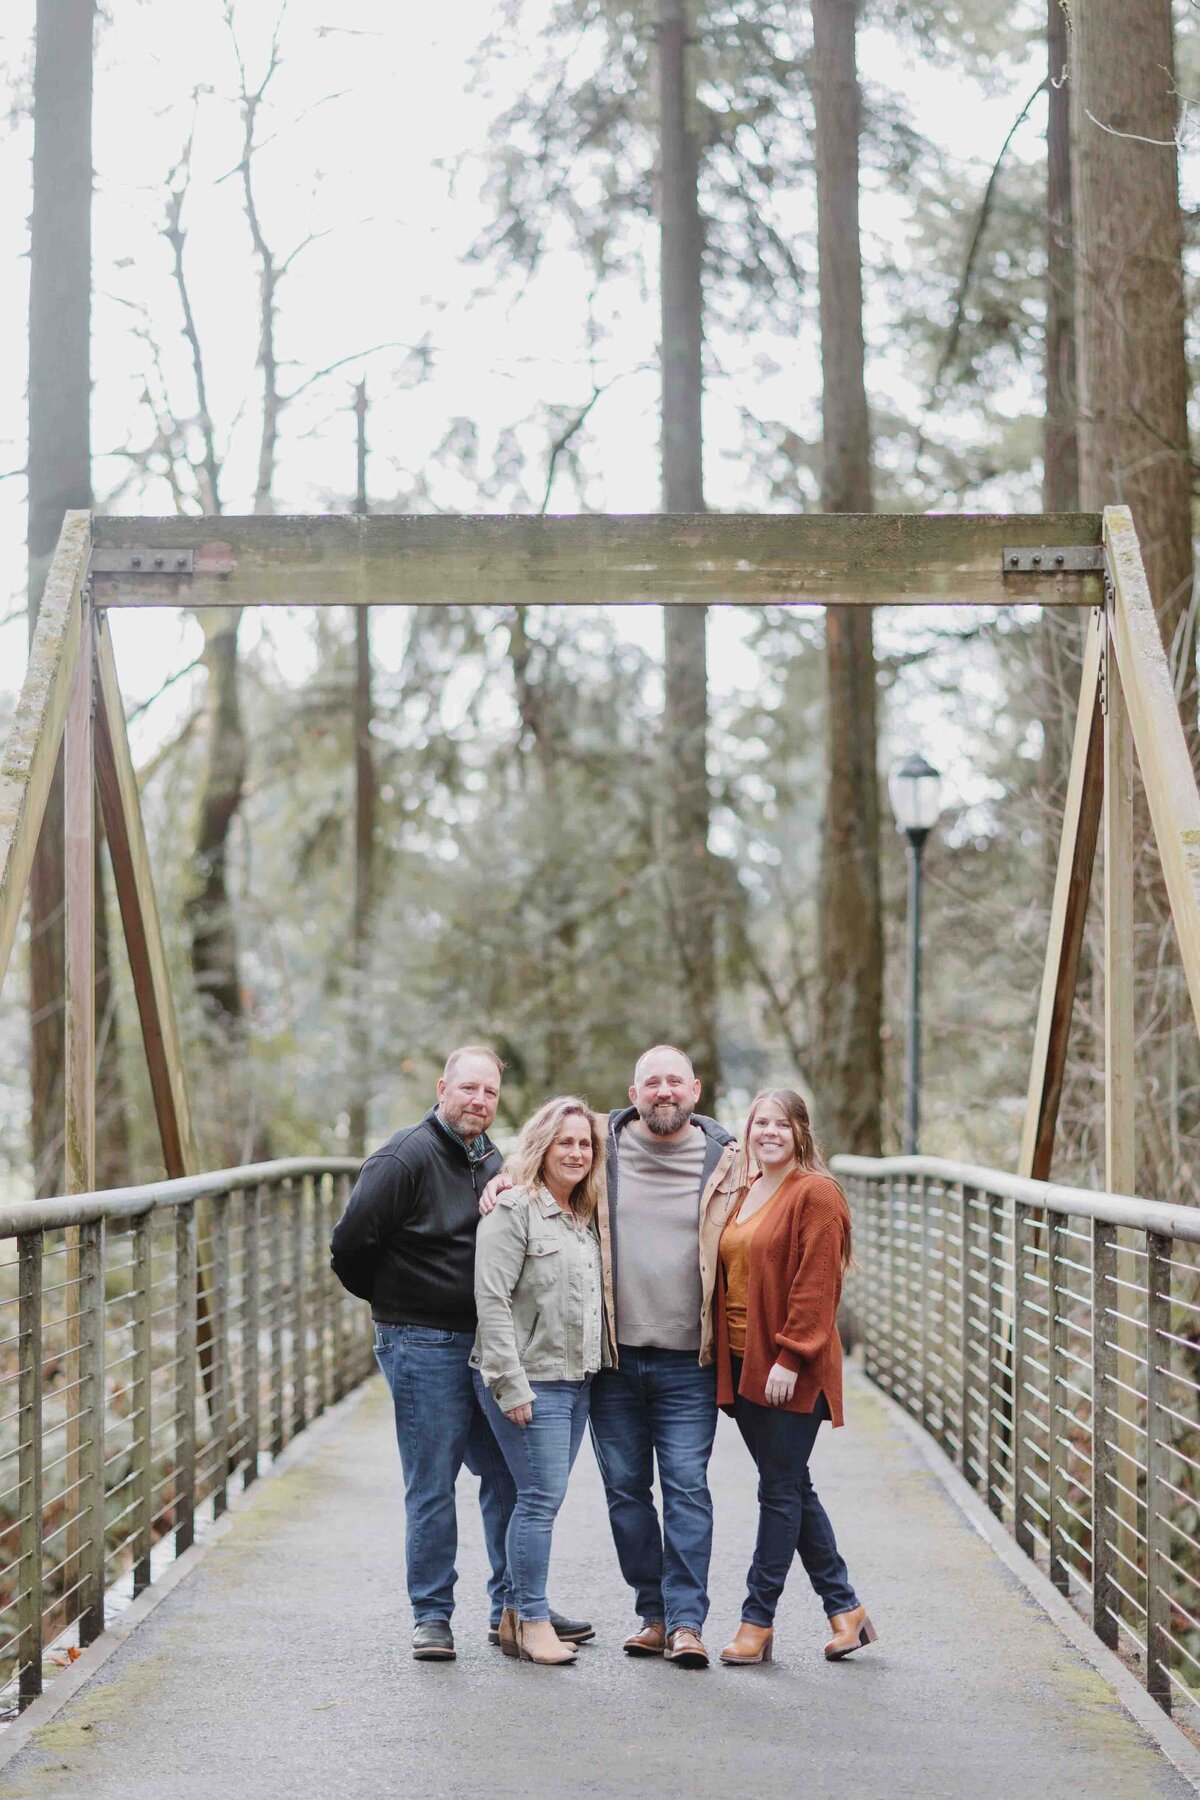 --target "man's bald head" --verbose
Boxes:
[633,1044,695,1085]
[630,1044,700,1140]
